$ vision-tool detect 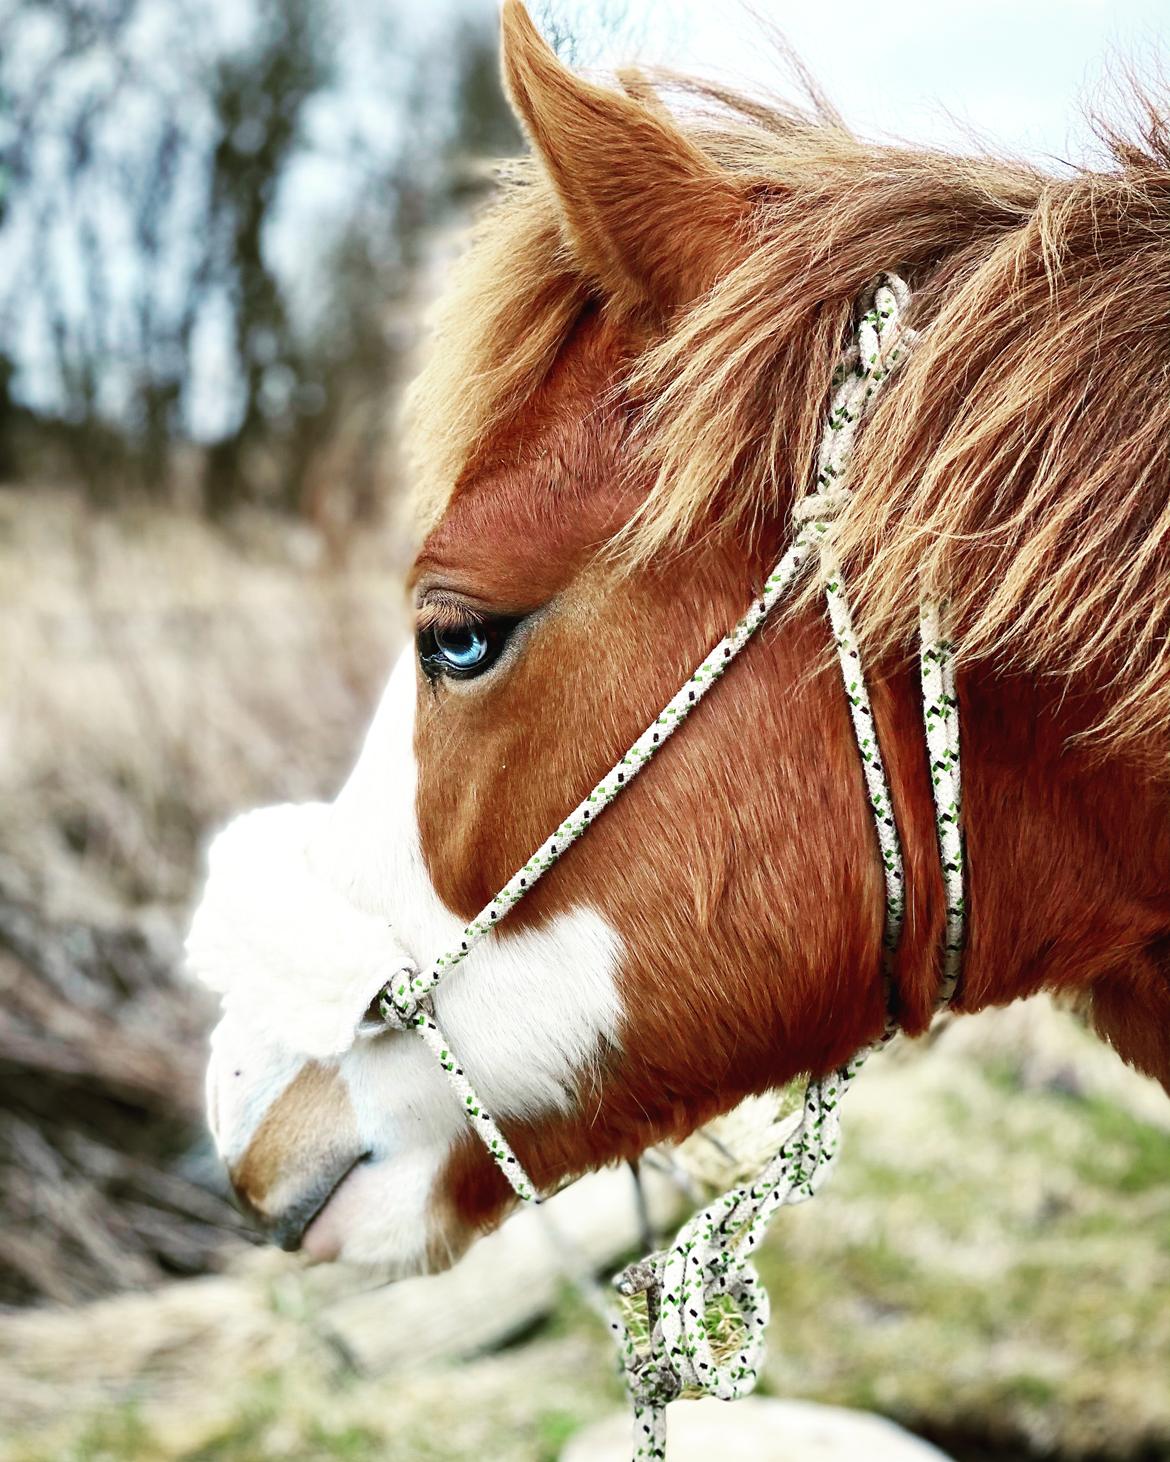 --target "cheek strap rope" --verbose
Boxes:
[373,274,965,1460]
